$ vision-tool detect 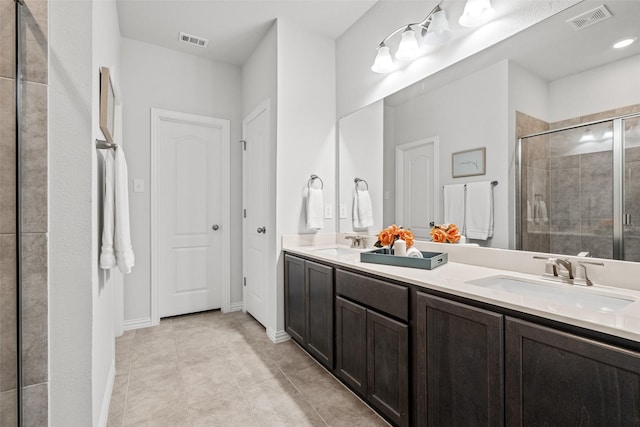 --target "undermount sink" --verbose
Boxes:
[310,247,362,256]
[466,275,635,313]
